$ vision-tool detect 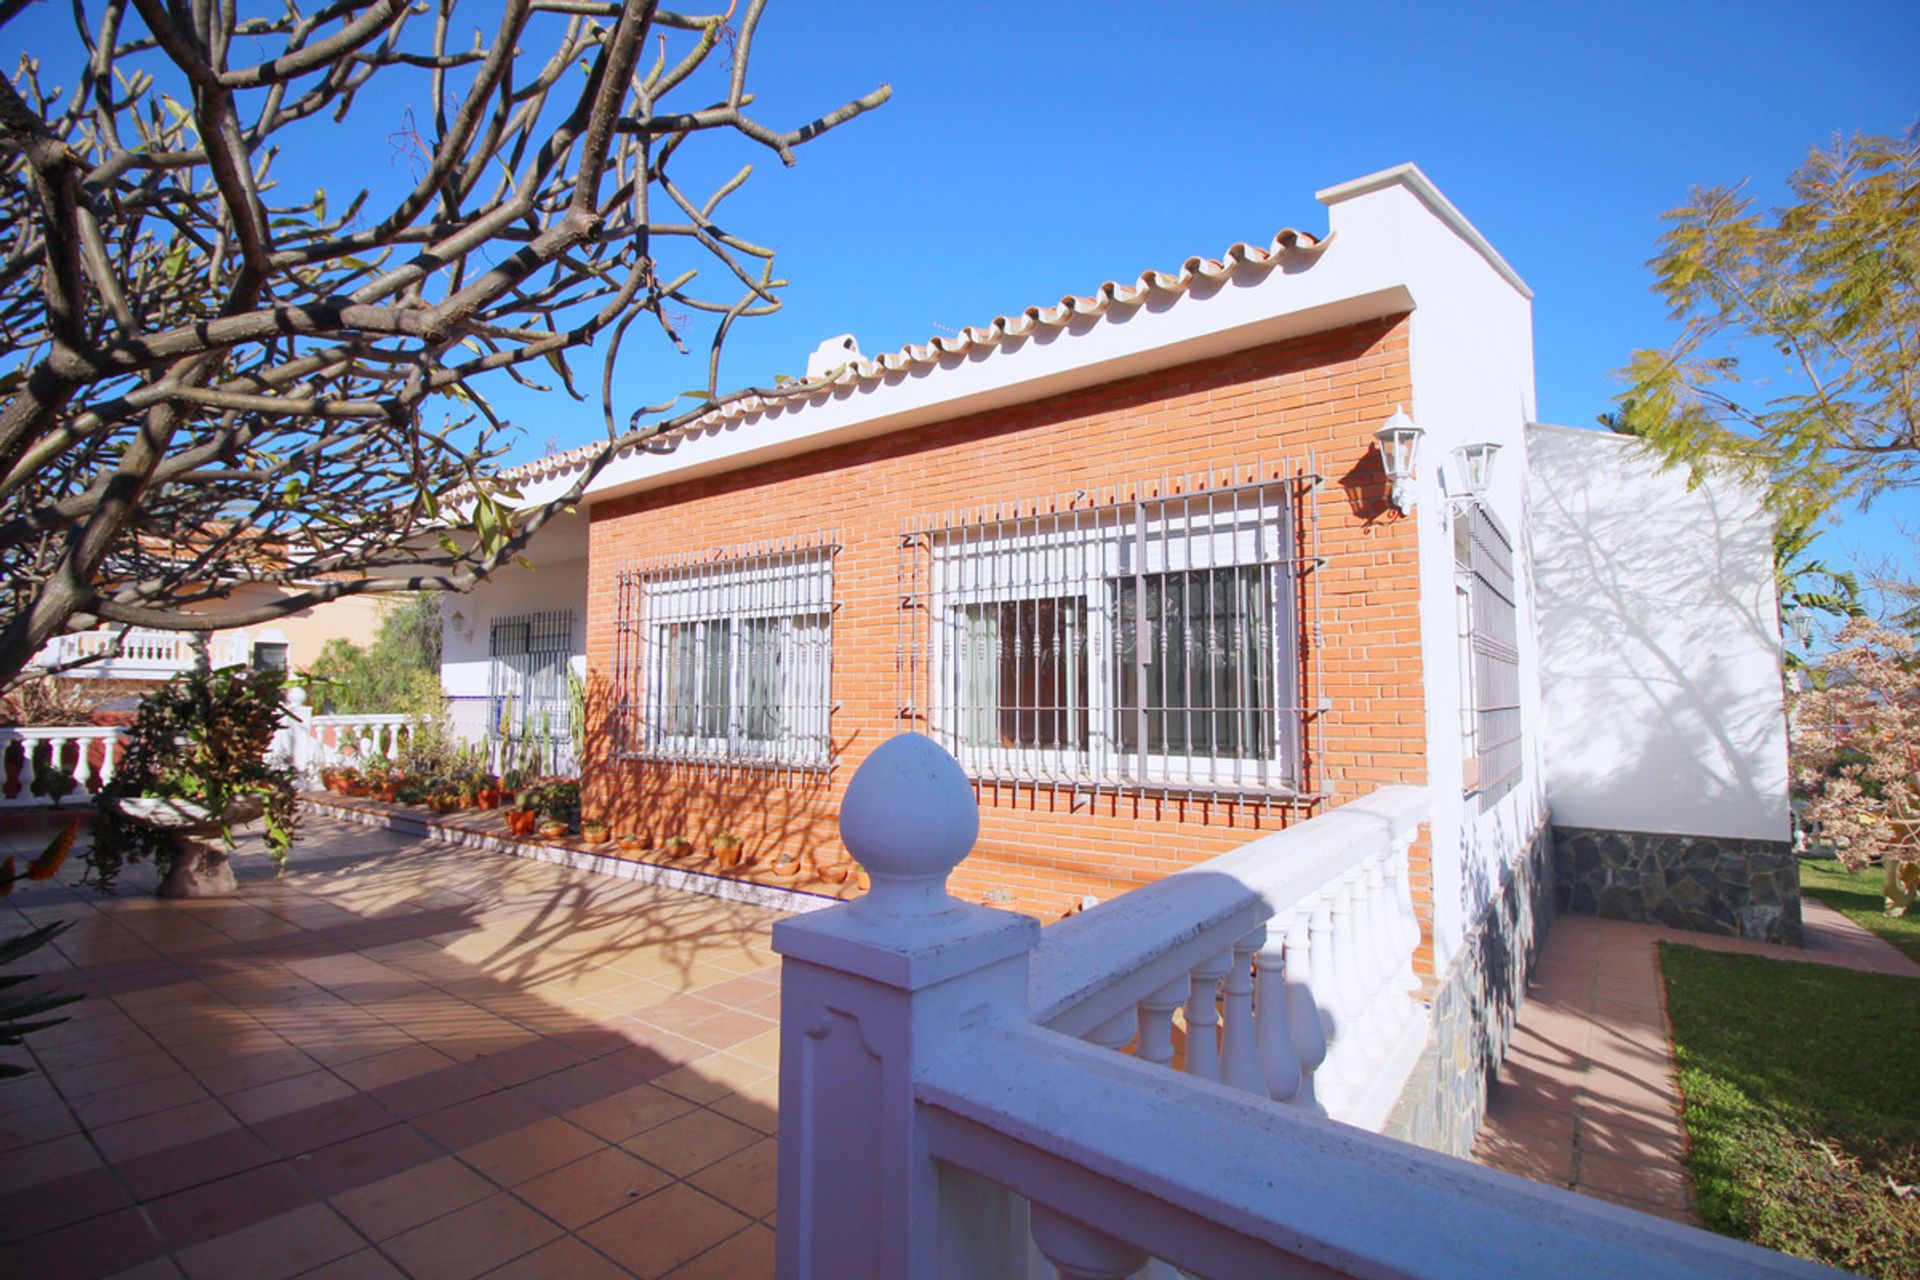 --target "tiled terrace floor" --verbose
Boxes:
[0,812,784,1280]
[1473,899,1920,1223]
